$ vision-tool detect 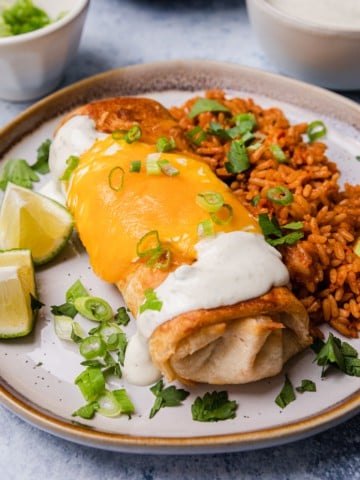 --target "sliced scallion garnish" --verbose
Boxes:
[129,160,141,172]
[75,367,106,402]
[210,203,234,225]
[54,315,73,340]
[136,230,162,258]
[79,335,106,360]
[108,166,125,191]
[146,157,162,175]
[156,136,176,152]
[307,120,327,143]
[74,296,113,322]
[269,144,288,163]
[197,218,215,238]
[196,191,224,213]
[266,186,293,205]
[125,125,142,143]
[158,159,179,176]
